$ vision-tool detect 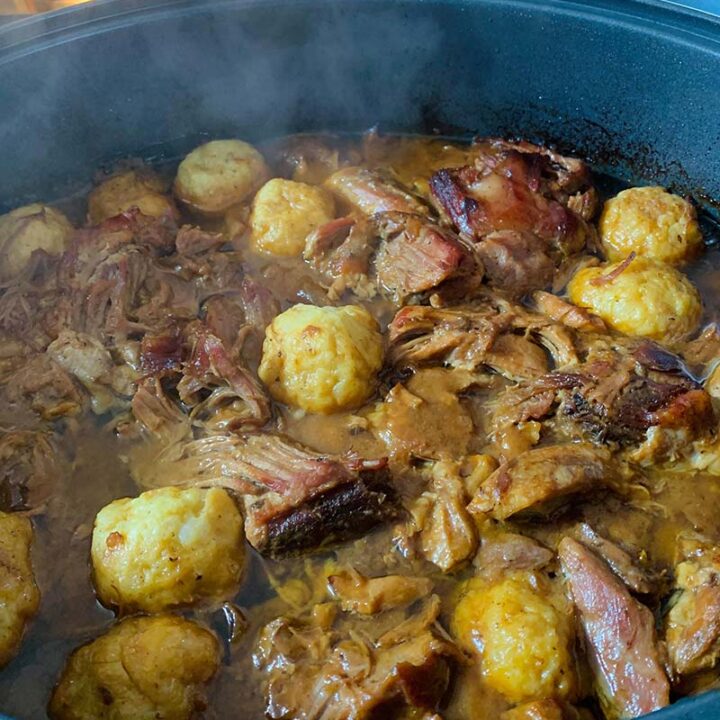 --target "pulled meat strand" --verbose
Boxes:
[590,252,636,286]
[177,326,270,429]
